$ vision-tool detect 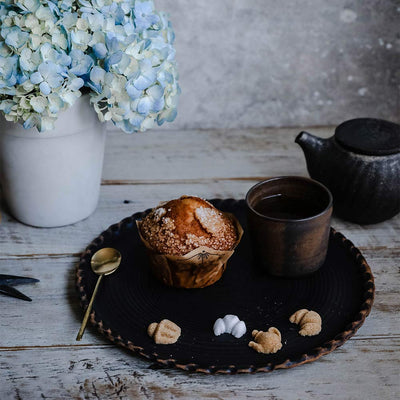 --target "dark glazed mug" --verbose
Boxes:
[246,176,333,277]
